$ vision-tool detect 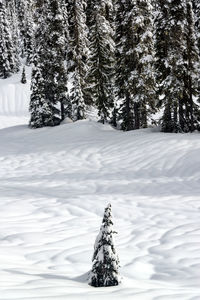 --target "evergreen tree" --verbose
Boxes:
[21,66,26,84]
[29,0,68,127]
[184,1,200,131]
[116,0,155,131]
[155,0,200,132]
[29,0,54,128]
[86,0,115,123]
[0,0,16,78]
[89,204,120,287]
[29,58,54,128]
[68,0,89,121]
[15,0,34,64]
[15,0,26,58]
[192,0,200,54]
[7,0,20,73]
[44,0,68,123]
[155,0,174,132]
[24,8,34,65]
